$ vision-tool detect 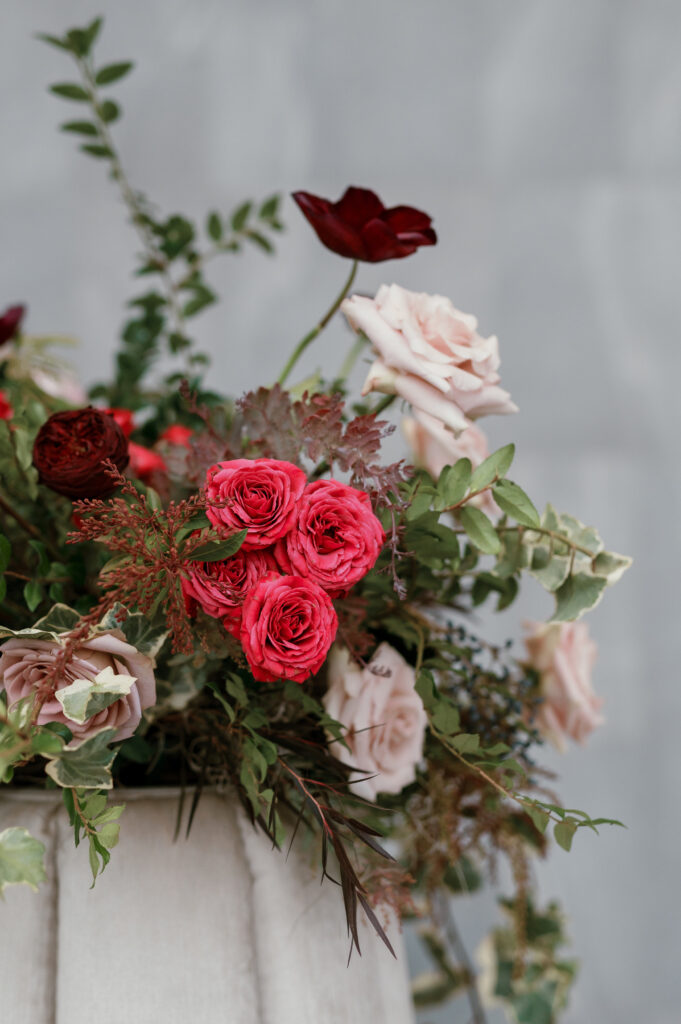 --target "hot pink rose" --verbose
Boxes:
[0,631,156,741]
[323,643,427,800]
[127,441,167,482]
[0,390,12,420]
[342,284,517,434]
[273,479,385,597]
[240,573,338,683]
[523,621,603,751]
[205,458,306,551]
[403,412,500,518]
[160,424,193,448]
[181,548,276,629]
